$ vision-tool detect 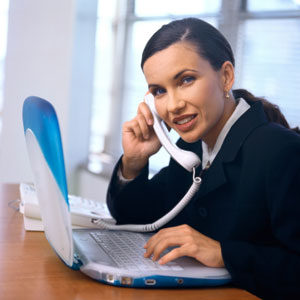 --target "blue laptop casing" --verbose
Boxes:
[22,96,231,288]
